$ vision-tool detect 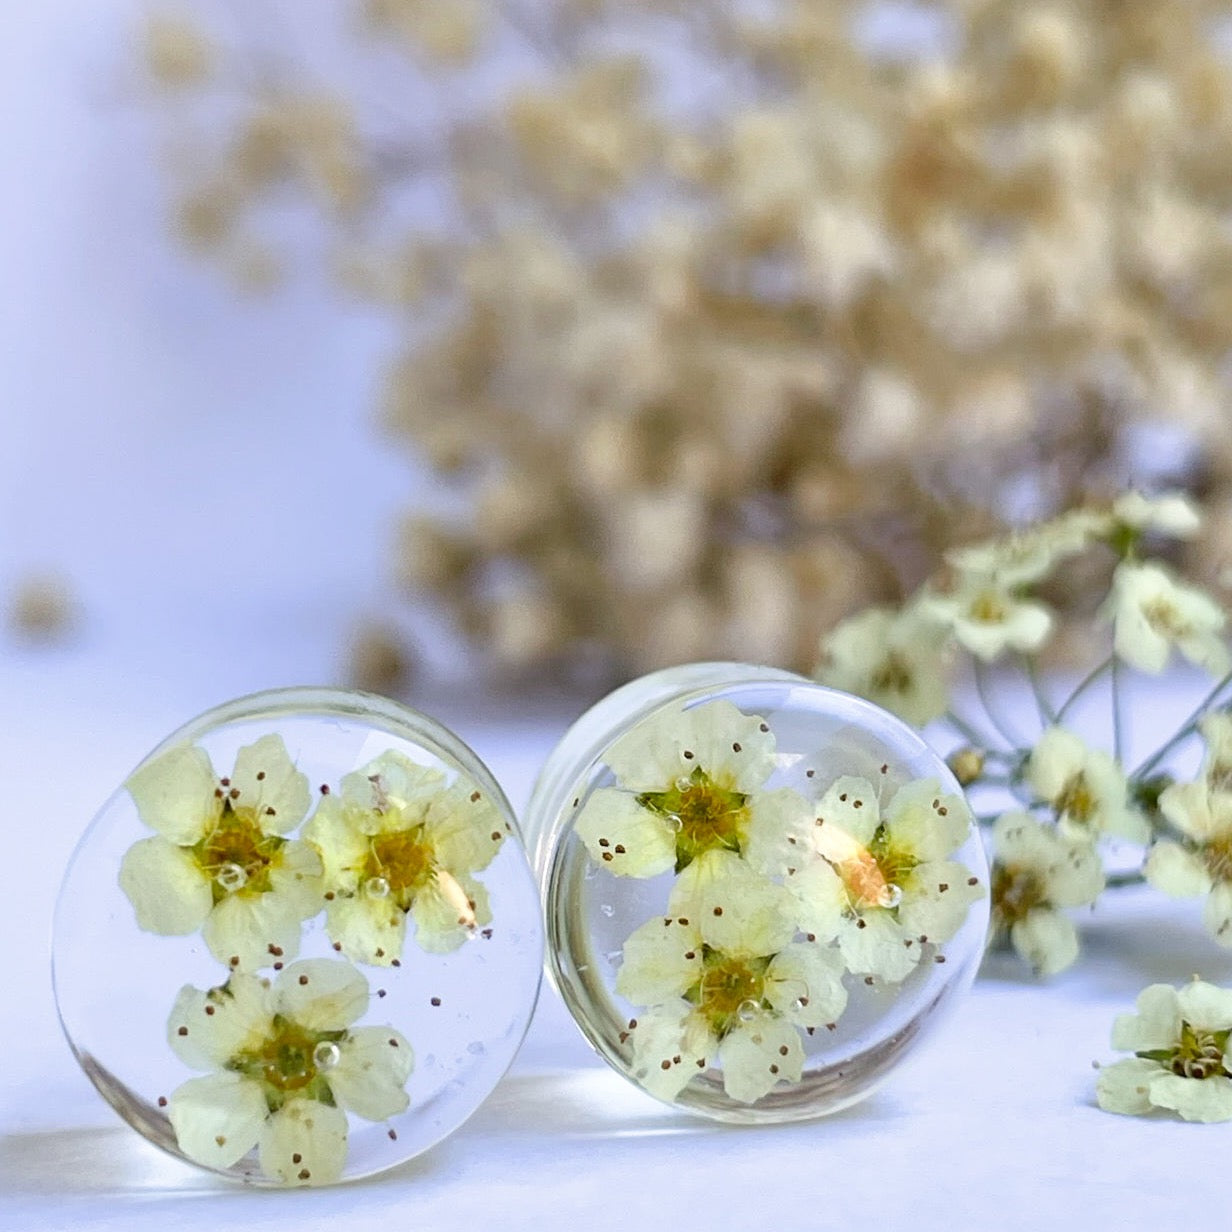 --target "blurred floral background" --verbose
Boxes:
[7,0,1232,700]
